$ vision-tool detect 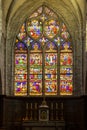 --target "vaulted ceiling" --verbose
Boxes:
[2,0,86,38]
